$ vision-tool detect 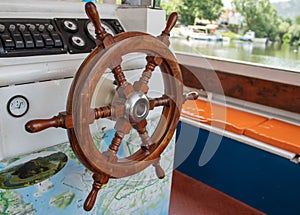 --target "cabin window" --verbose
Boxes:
[161,0,300,73]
